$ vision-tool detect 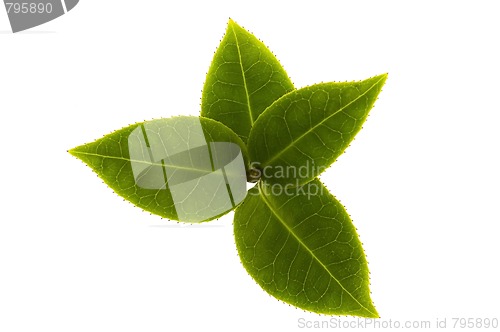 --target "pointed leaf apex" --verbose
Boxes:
[201,18,294,143]
[68,145,84,158]
[379,72,388,79]
[227,18,239,29]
